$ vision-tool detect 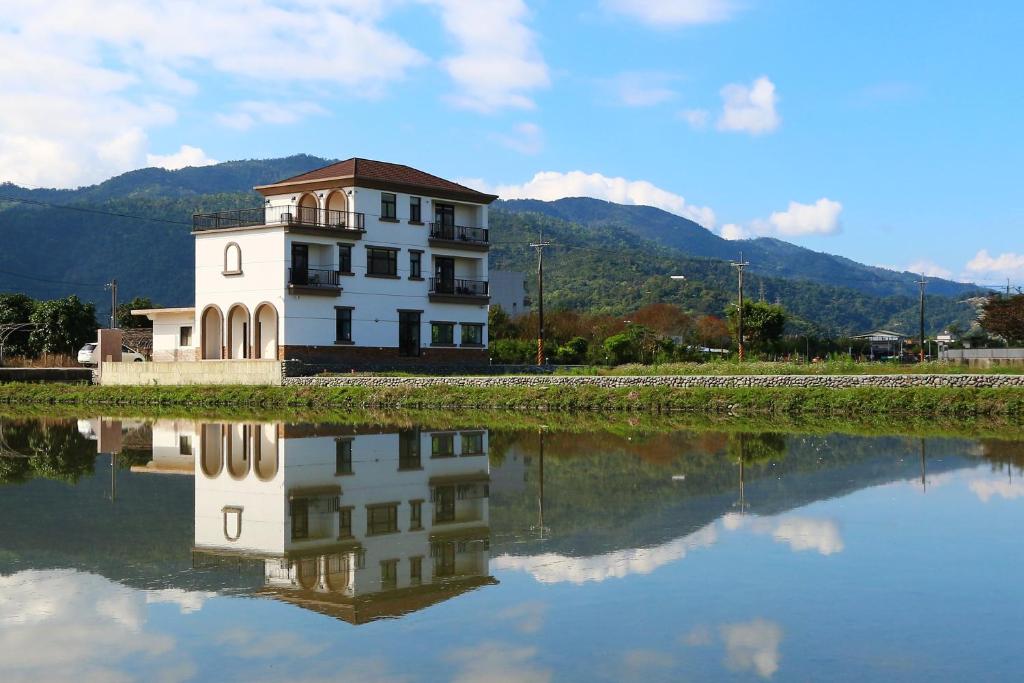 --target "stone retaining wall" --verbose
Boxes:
[283,374,1024,389]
